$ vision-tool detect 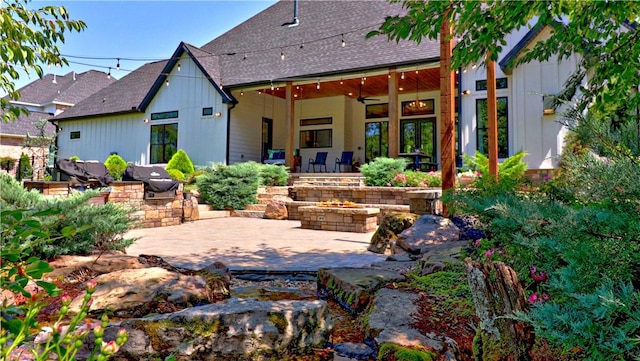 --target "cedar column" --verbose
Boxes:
[285,81,295,169]
[486,54,499,179]
[388,68,399,158]
[440,14,456,204]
